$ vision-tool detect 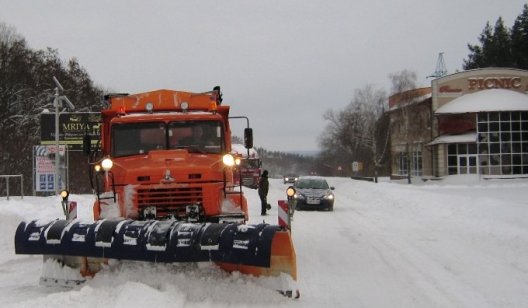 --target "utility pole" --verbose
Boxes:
[52,77,75,195]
